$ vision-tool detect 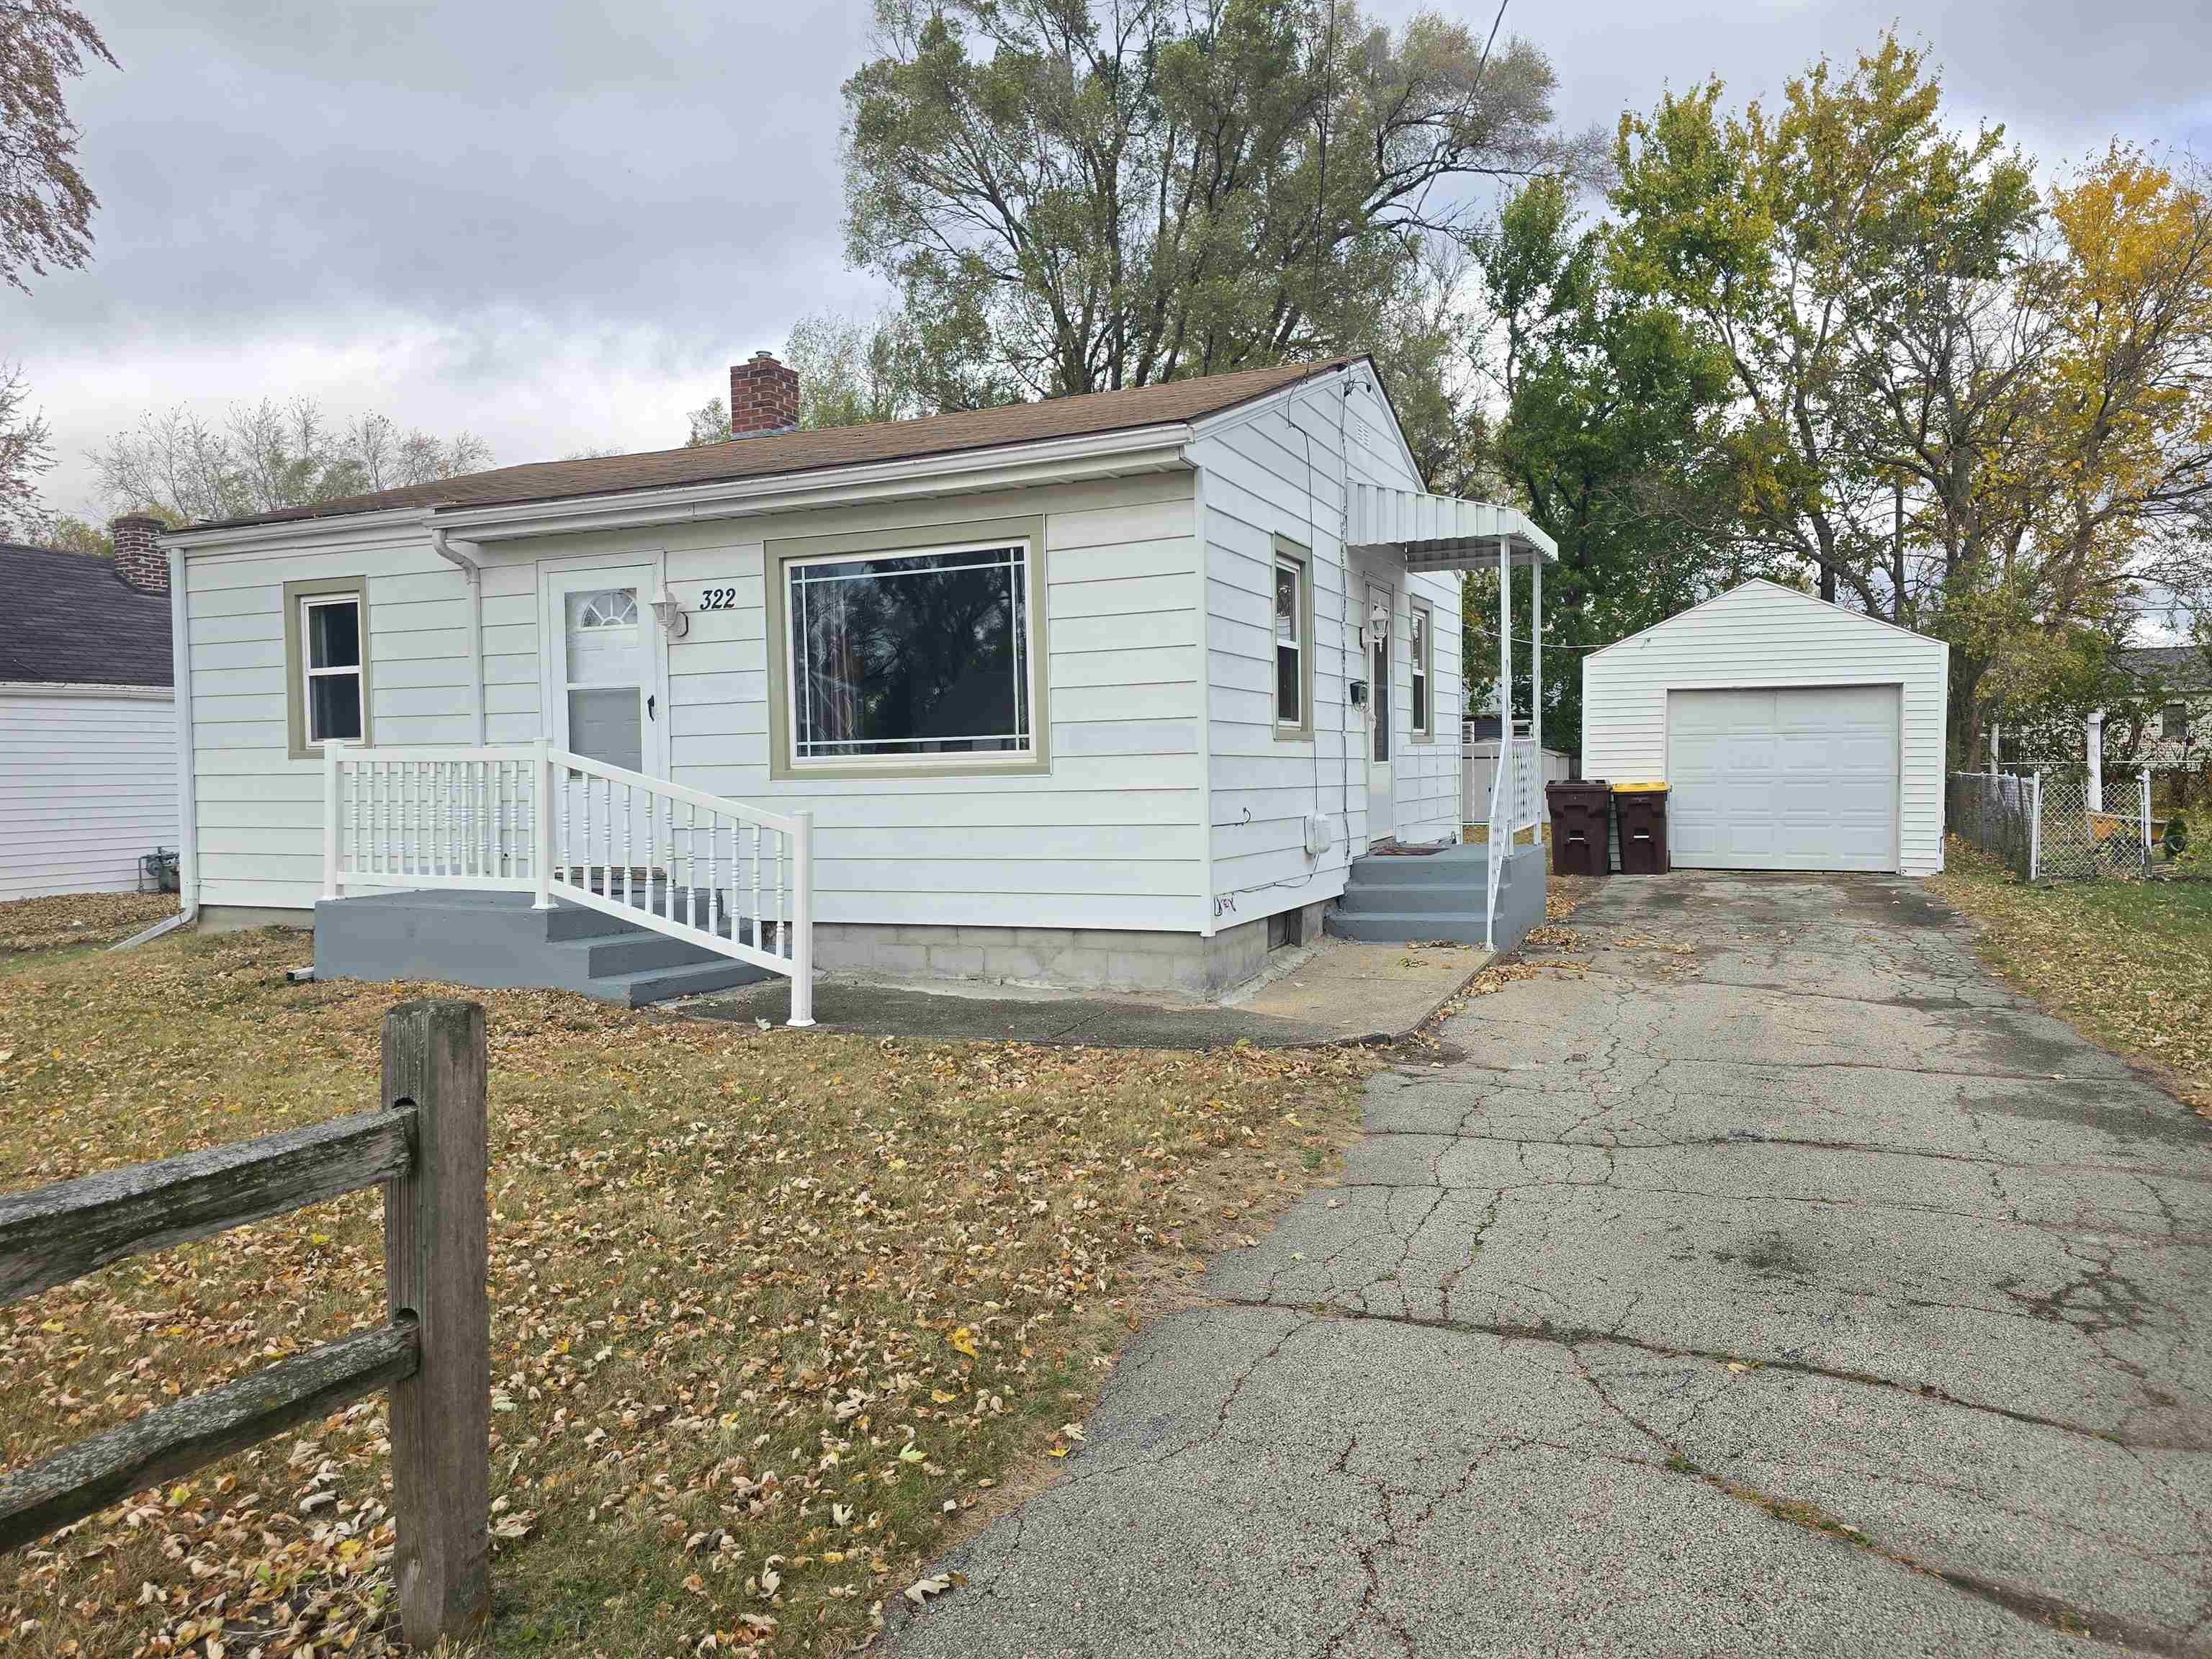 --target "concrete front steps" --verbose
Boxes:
[313,889,773,1007]
[1323,841,1547,953]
